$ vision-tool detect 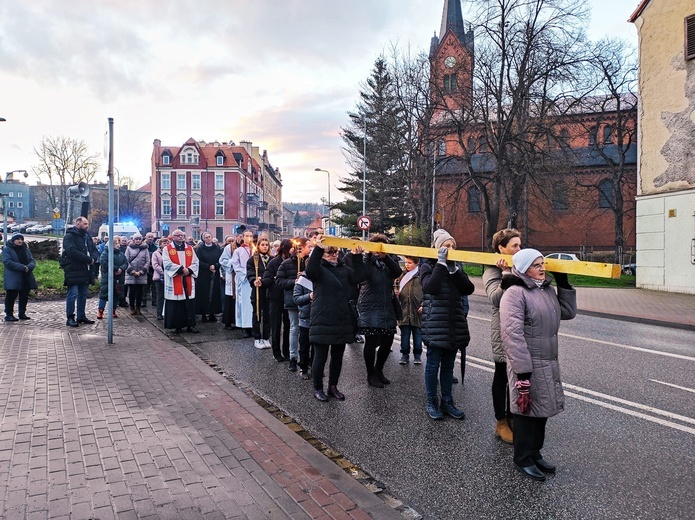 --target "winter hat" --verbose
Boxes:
[131,233,143,240]
[10,233,24,243]
[513,248,544,274]
[432,228,456,249]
